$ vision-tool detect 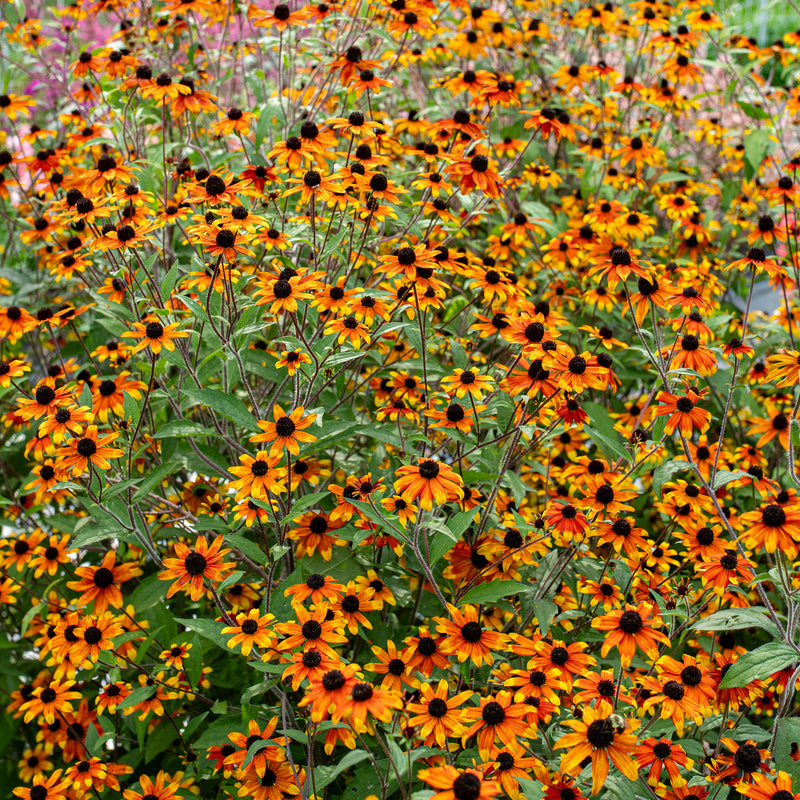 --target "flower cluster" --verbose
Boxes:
[2,0,800,799]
